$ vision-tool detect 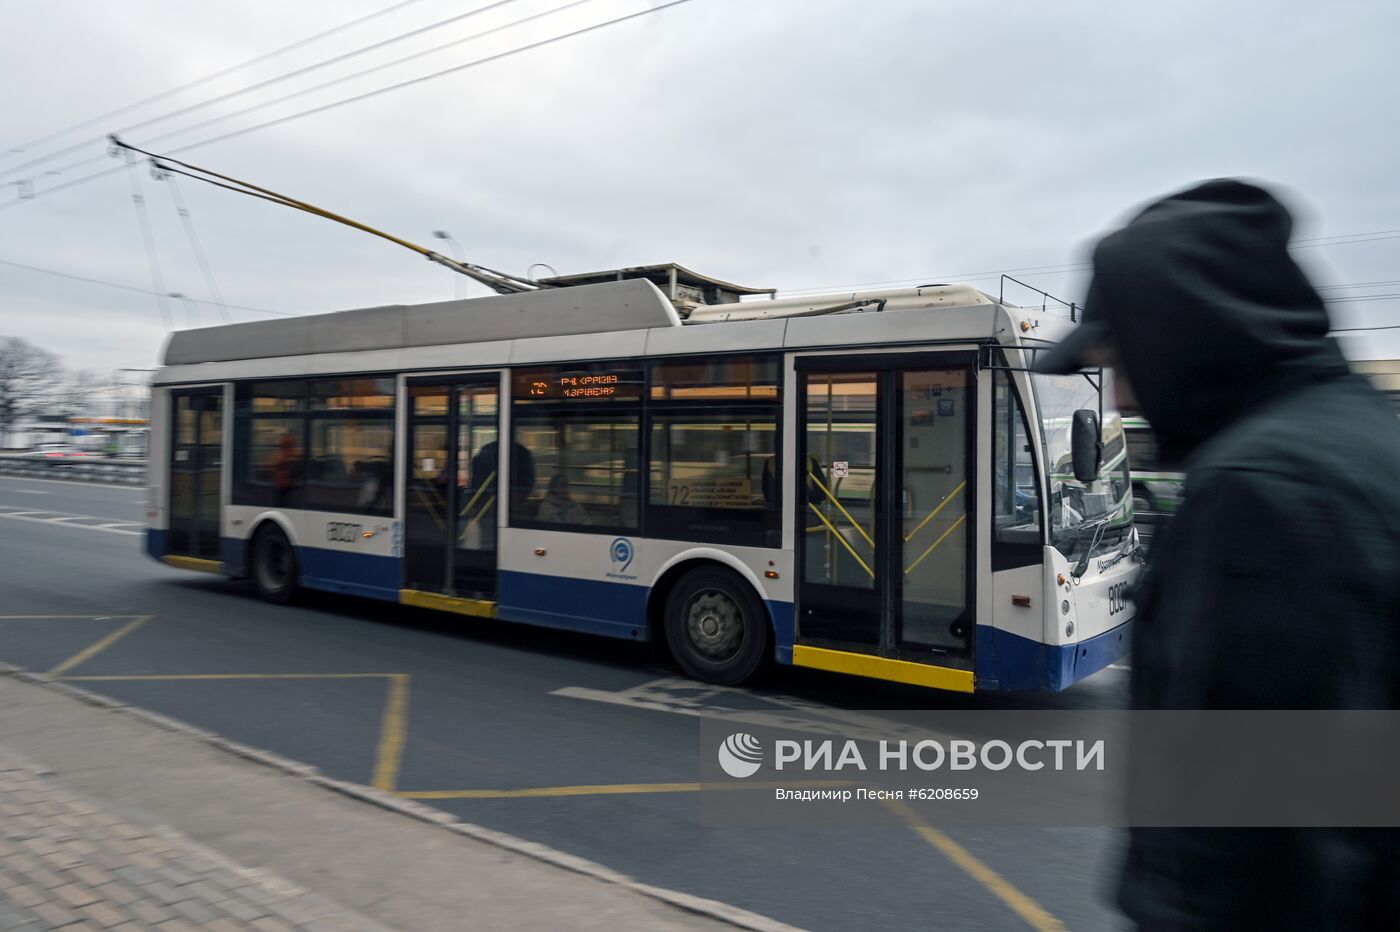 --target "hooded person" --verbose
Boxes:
[1037,179,1400,930]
